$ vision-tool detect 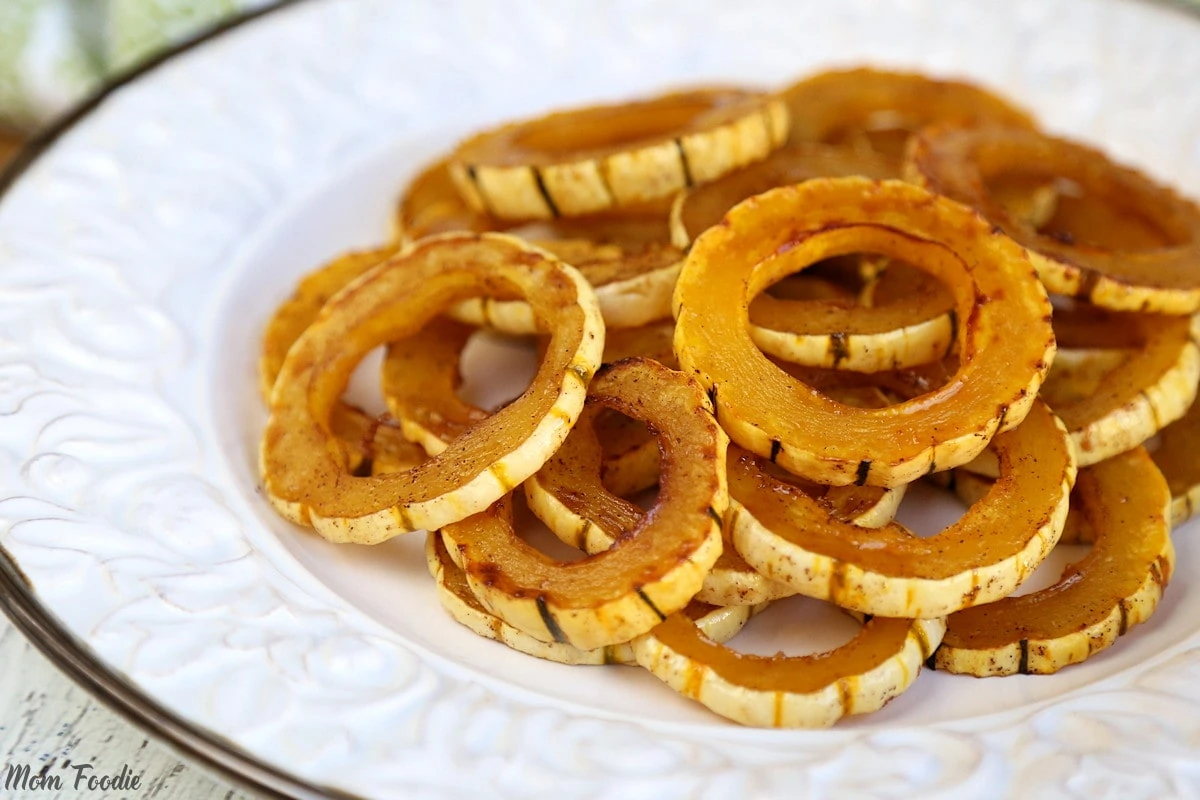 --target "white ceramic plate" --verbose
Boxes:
[3,0,1200,796]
